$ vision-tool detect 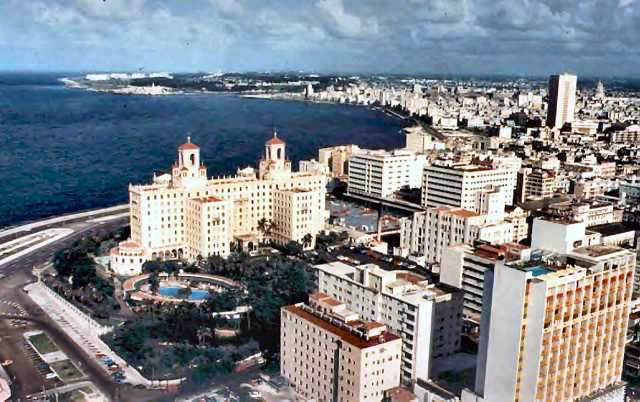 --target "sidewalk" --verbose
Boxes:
[25,282,149,387]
